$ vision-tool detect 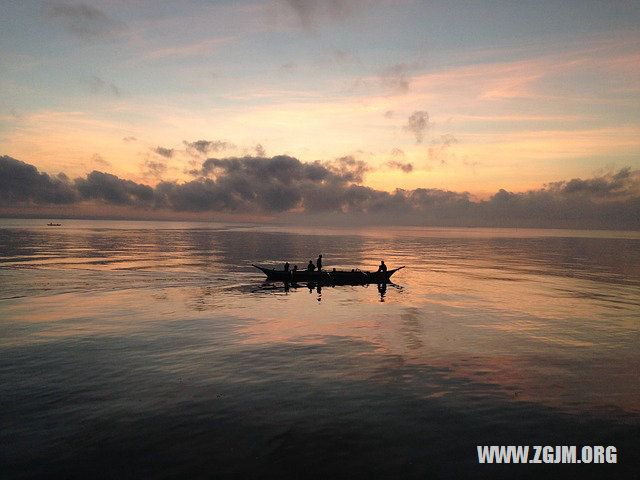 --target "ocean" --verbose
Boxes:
[1,219,639,479]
